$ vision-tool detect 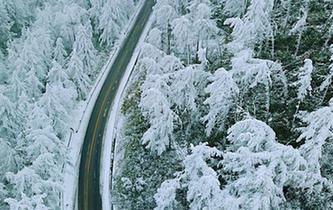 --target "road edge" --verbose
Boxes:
[100,7,155,210]
[62,2,146,210]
